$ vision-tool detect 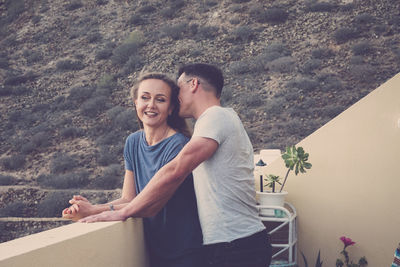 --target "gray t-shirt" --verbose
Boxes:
[192,105,265,245]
